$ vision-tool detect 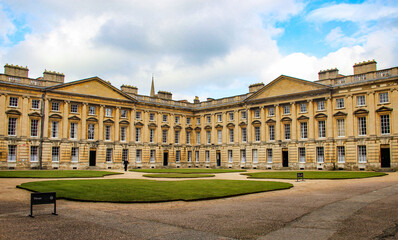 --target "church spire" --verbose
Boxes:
[150,74,155,97]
